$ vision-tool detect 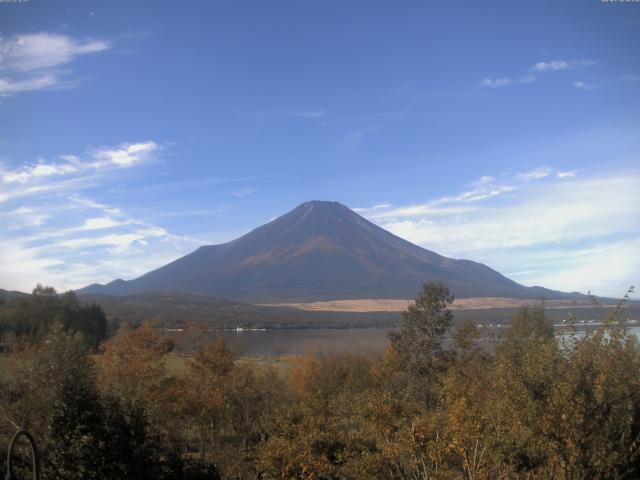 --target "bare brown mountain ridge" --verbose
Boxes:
[77,201,585,303]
